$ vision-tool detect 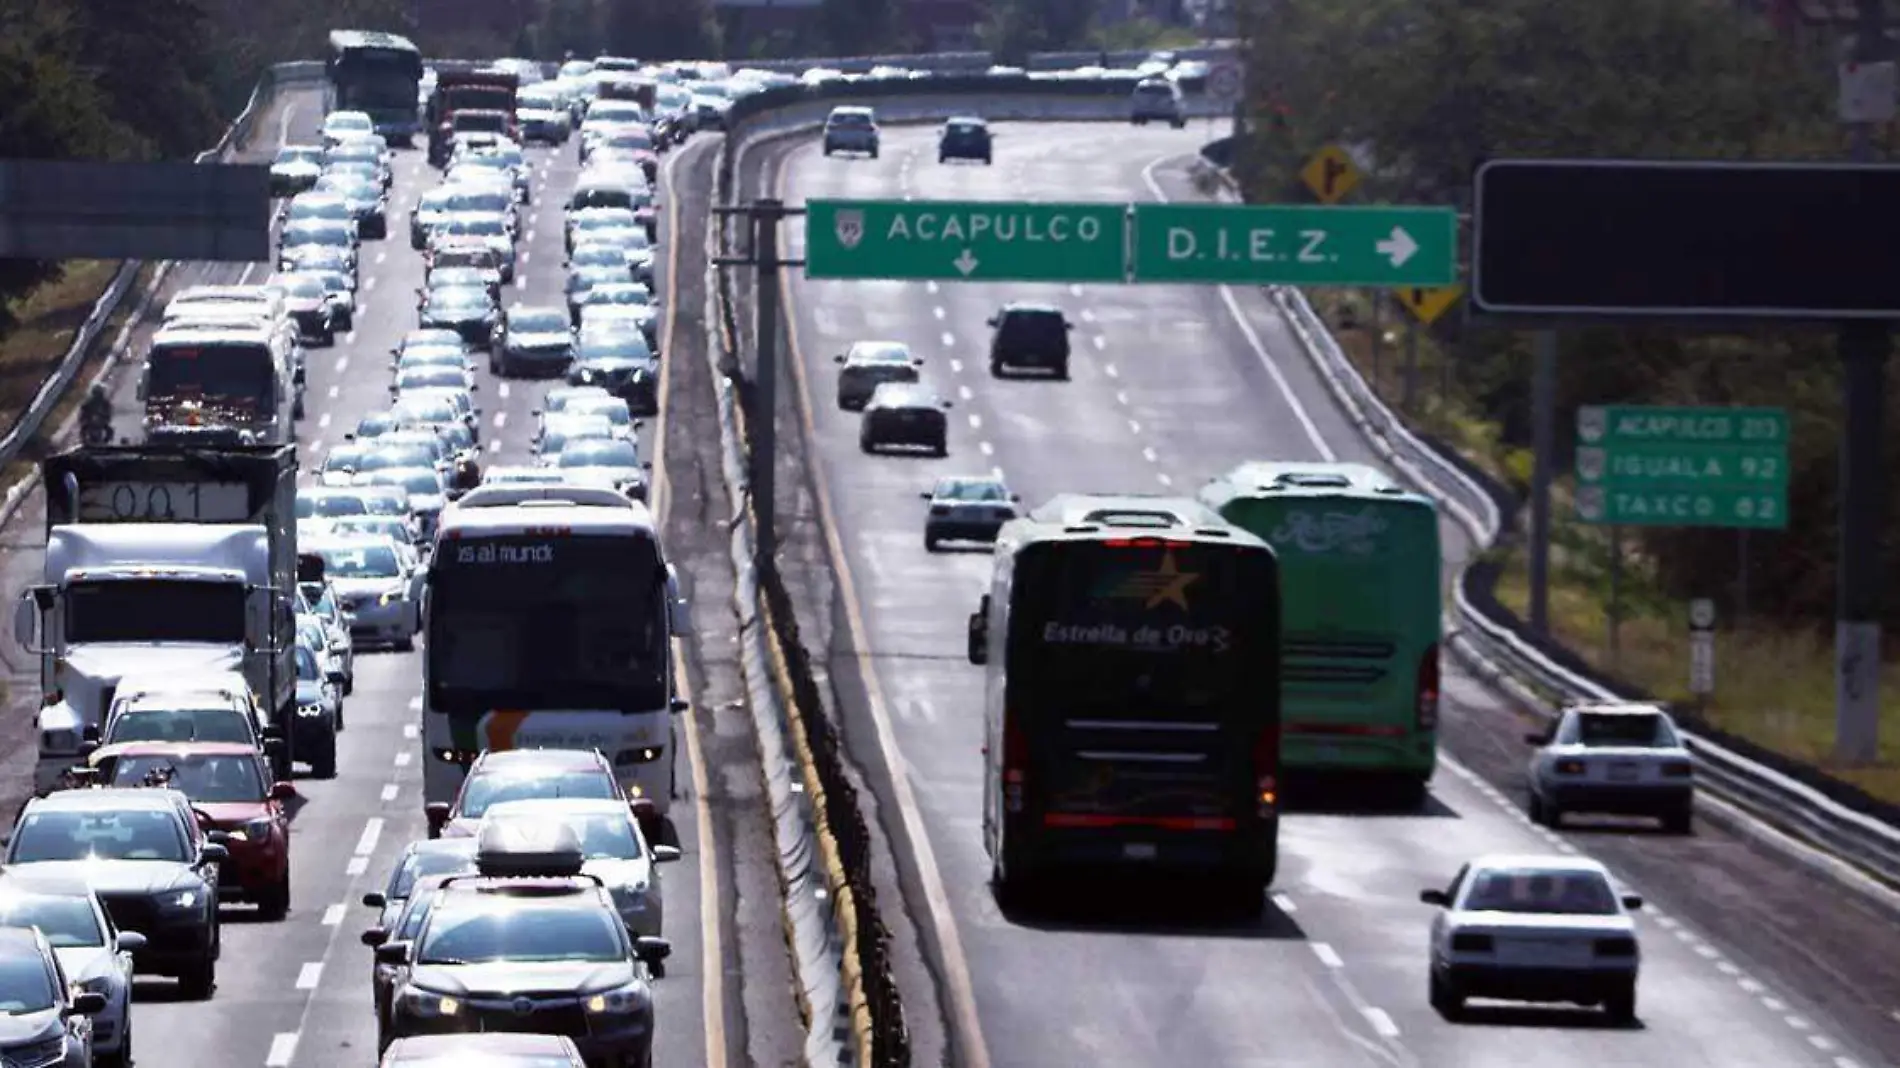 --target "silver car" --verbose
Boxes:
[298,581,356,694]
[478,800,683,942]
[304,534,421,650]
[0,877,136,1067]
[0,926,106,1068]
